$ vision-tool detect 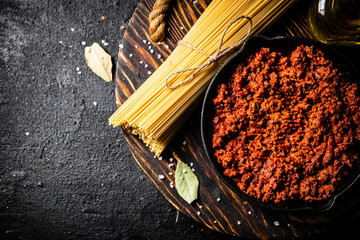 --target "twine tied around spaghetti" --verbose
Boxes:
[165,16,253,89]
